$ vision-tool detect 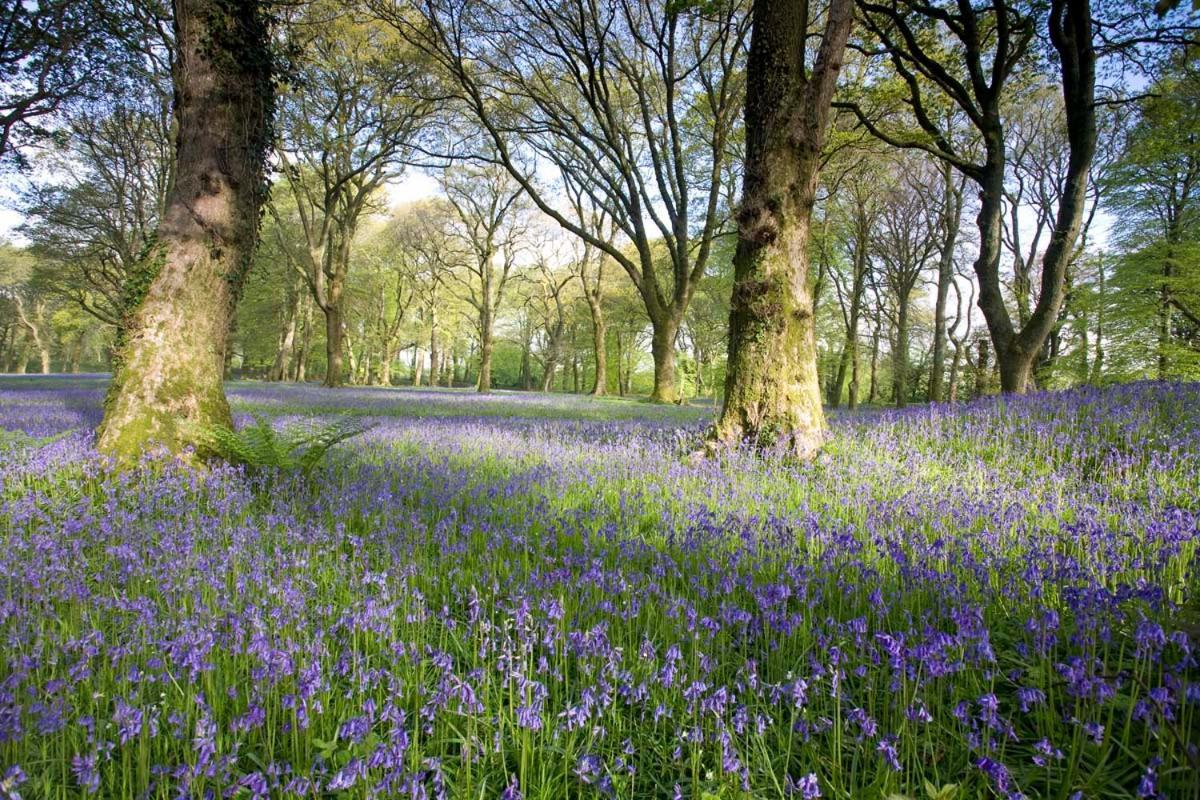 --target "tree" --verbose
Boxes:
[710,0,854,457]
[384,0,749,402]
[441,161,529,393]
[370,201,458,386]
[929,160,965,401]
[271,5,429,387]
[1107,53,1200,377]
[840,0,1098,394]
[564,188,616,396]
[20,98,173,336]
[827,161,883,409]
[96,0,275,460]
[871,157,940,407]
[0,0,127,166]
[527,256,575,392]
[0,241,55,373]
